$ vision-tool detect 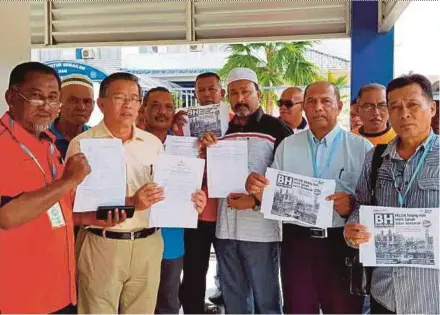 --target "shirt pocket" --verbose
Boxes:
[336,170,359,194]
[418,178,439,191]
